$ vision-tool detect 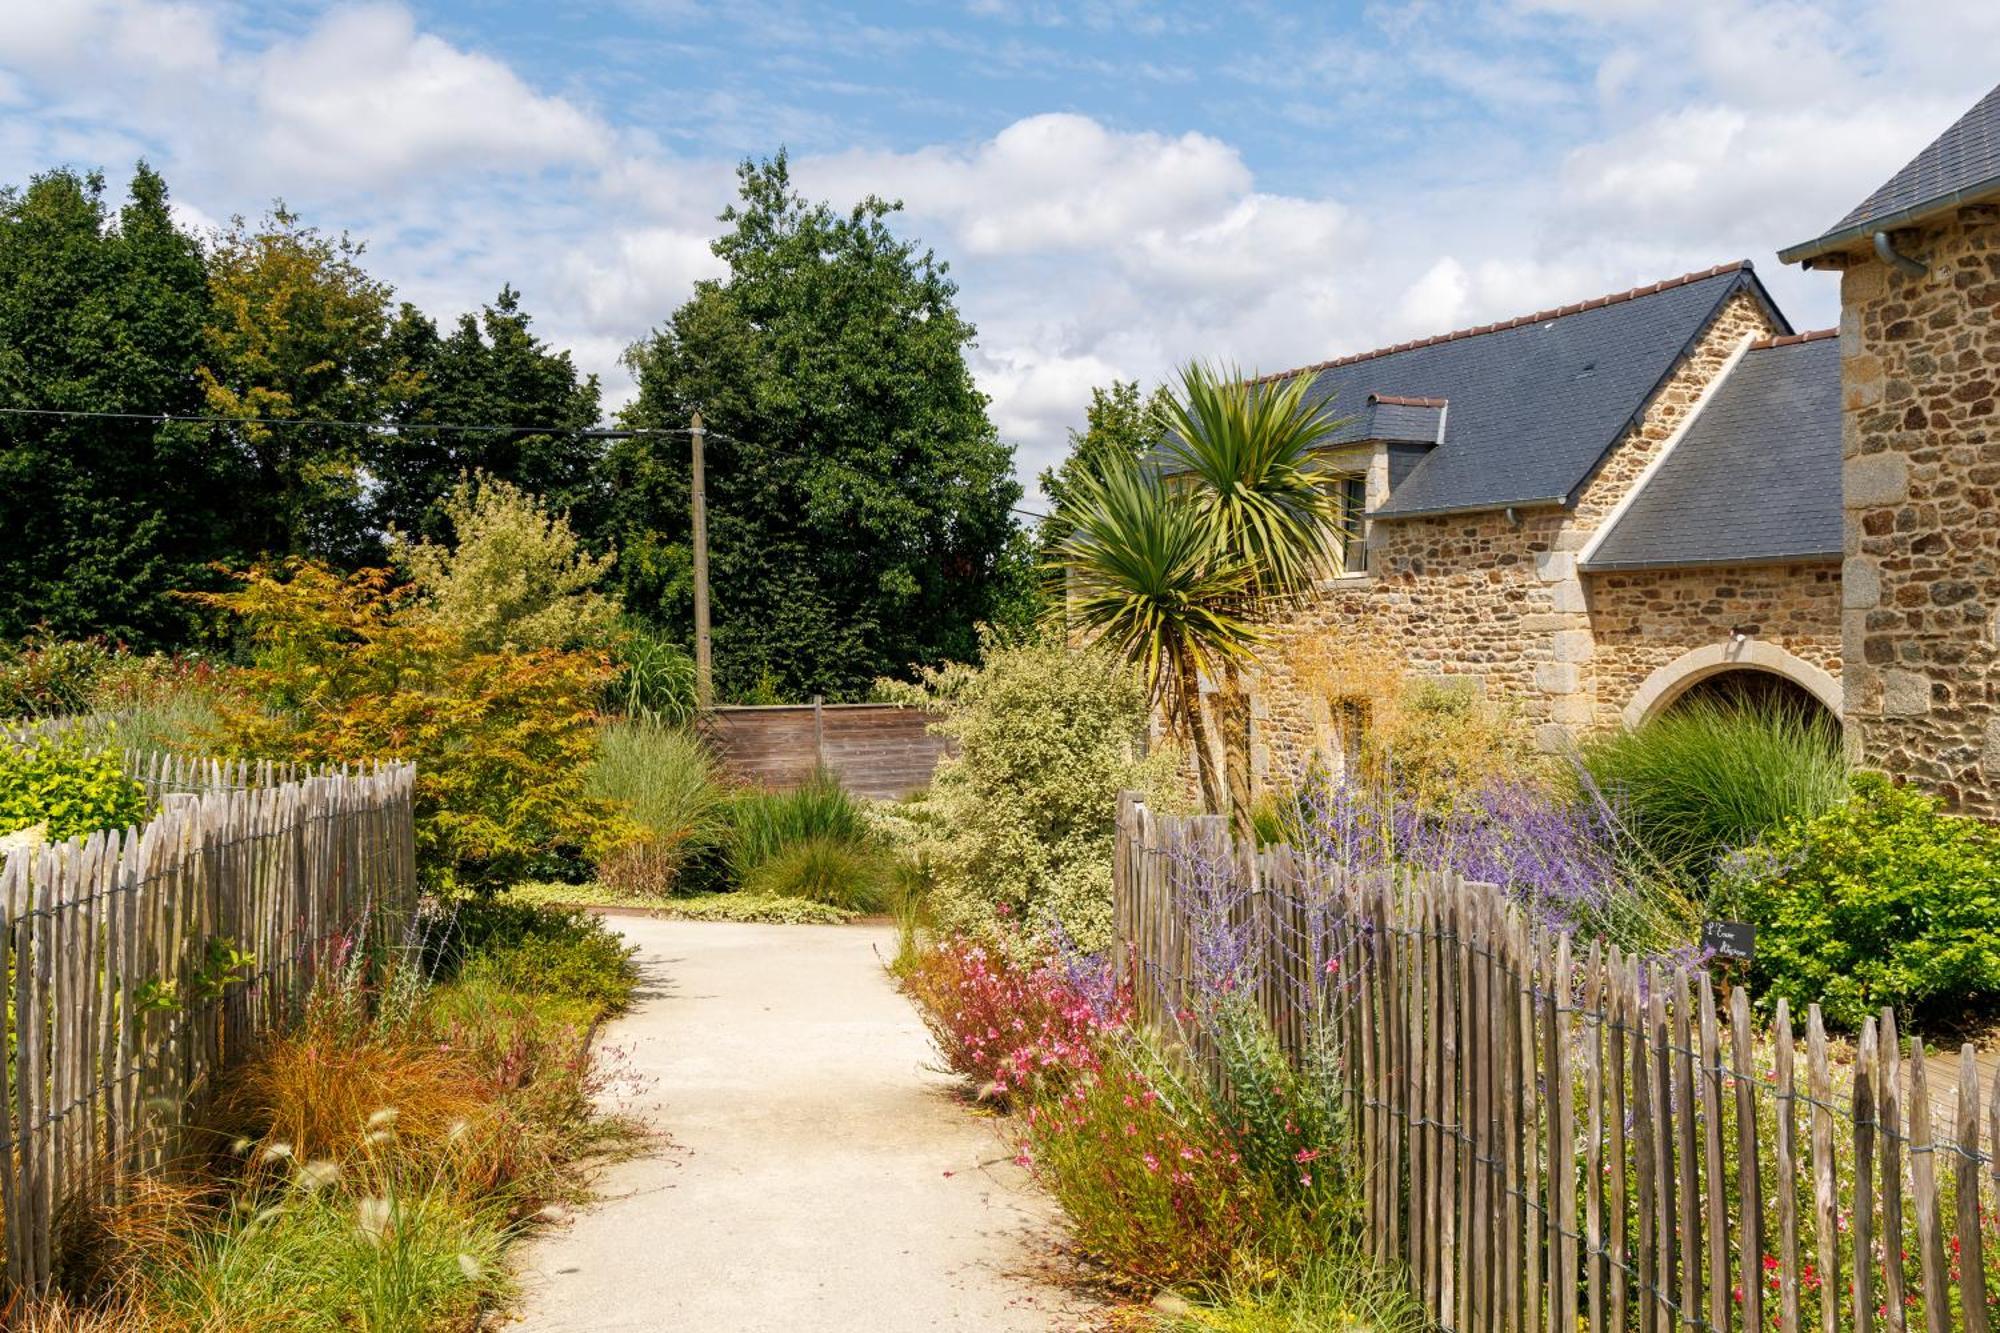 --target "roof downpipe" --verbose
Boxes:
[1872,230,1928,278]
